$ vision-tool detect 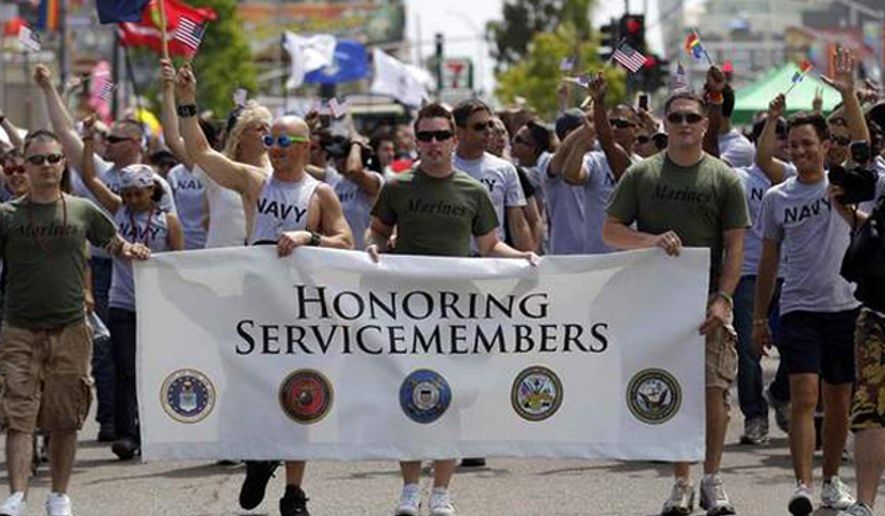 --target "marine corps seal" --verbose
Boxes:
[279,369,334,424]
[399,369,452,424]
[626,368,682,425]
[161,369,216,424]
[511,366,563,422]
